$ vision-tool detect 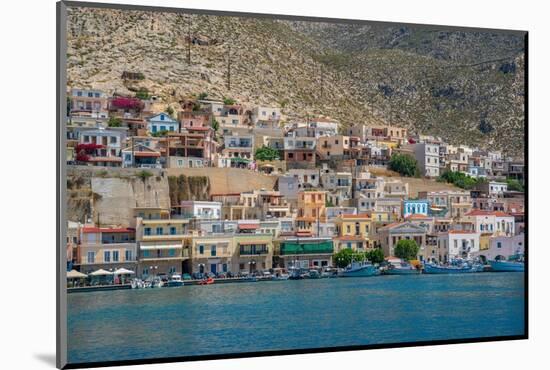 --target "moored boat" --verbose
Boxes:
[164,274,184,287]
[489,259,524,272]
[385,261,422,275]
[340,261,380,277]
[423,263,481,274]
